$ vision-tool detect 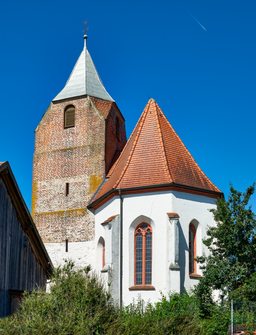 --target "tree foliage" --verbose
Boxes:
[195,183,256,312]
